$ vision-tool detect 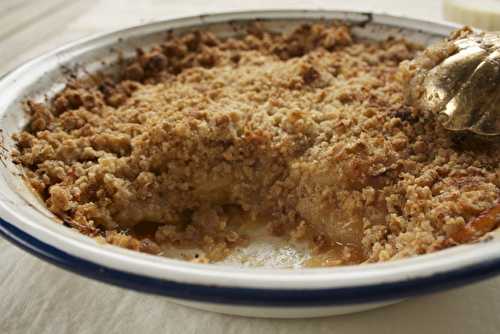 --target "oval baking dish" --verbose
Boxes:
[0,10,499,318]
